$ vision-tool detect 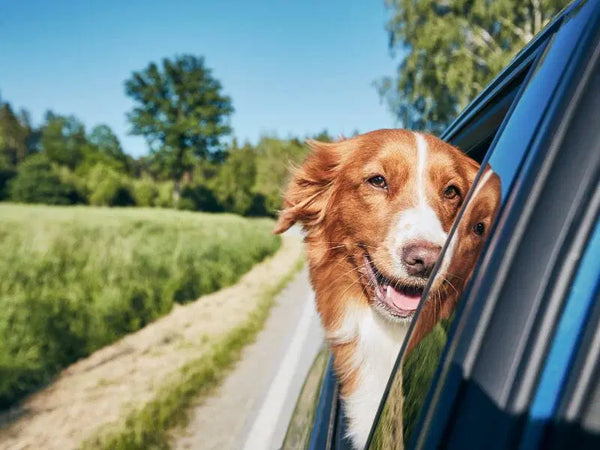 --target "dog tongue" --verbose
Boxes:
[386,285,421,311]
